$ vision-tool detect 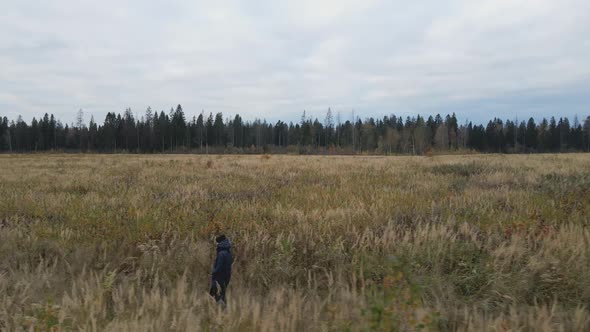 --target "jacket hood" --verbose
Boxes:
[217,238,231,251]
